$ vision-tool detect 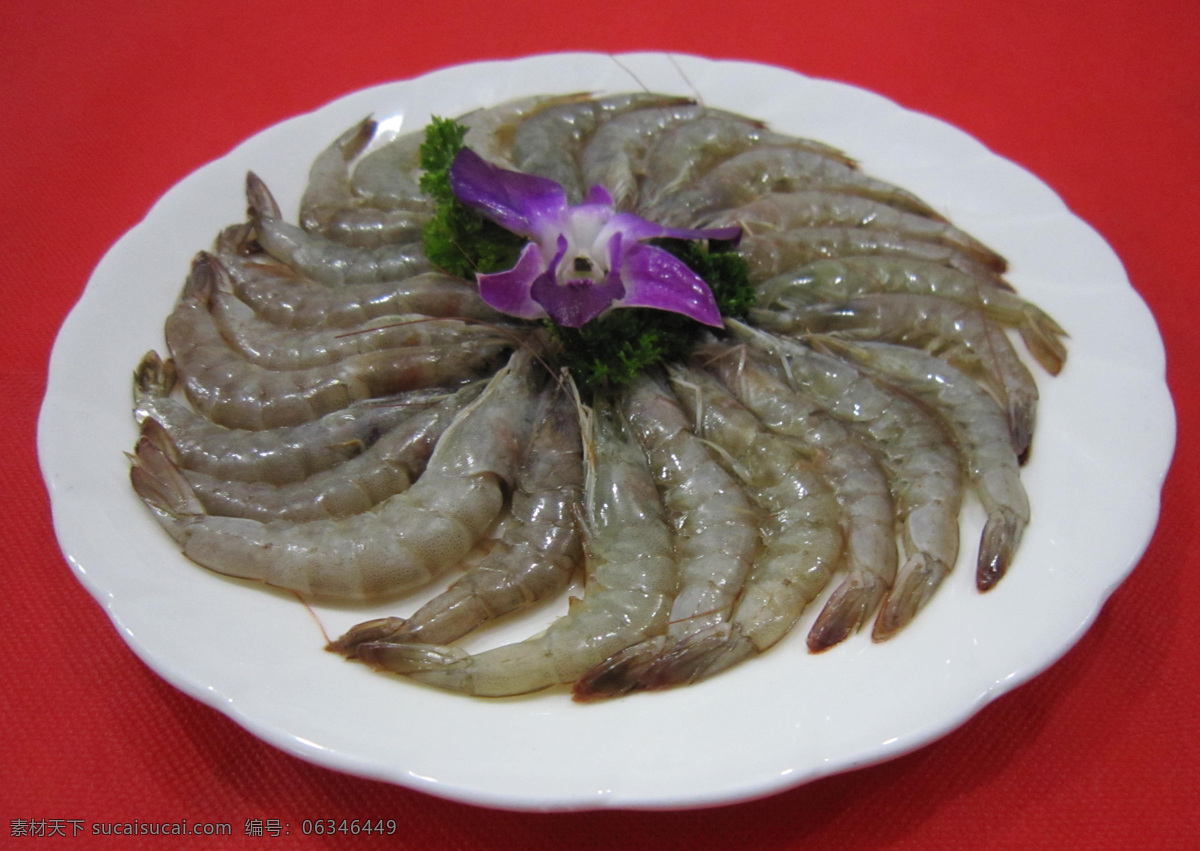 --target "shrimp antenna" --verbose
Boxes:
[665,53,705,106]
[606,53,651,95]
